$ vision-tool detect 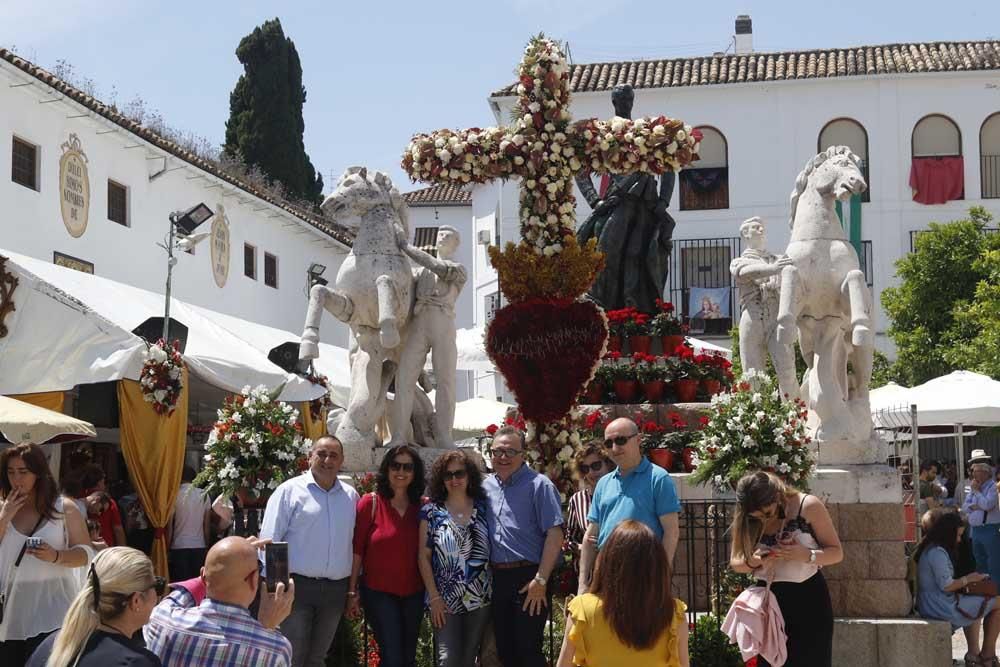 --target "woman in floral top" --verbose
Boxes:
[418,451,492,667]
